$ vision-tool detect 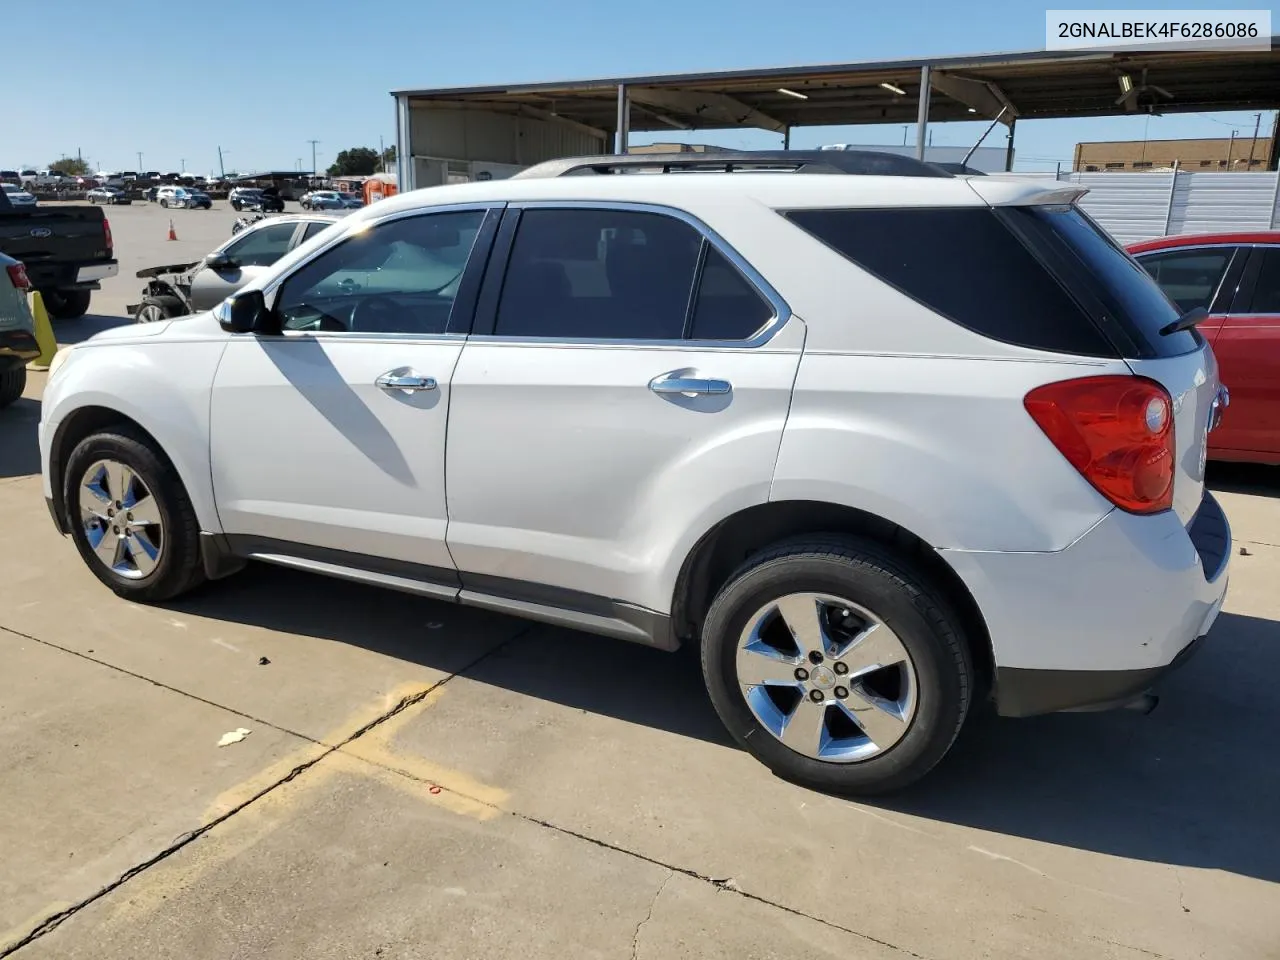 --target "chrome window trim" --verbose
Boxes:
[255,201,503,335]
[470,199,793,350]
[1132,242,1241,318]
